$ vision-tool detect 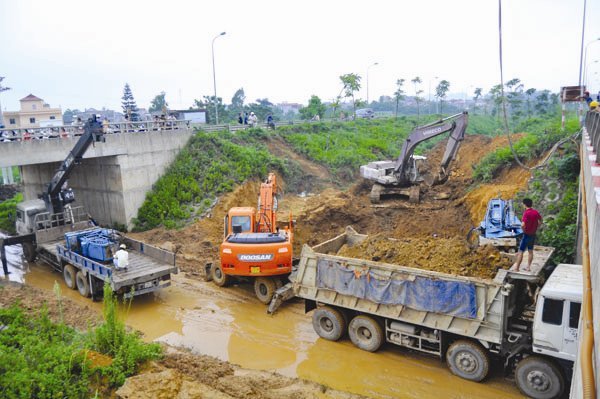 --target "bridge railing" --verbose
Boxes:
[0,119,191,143]
[584,111,600,162]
